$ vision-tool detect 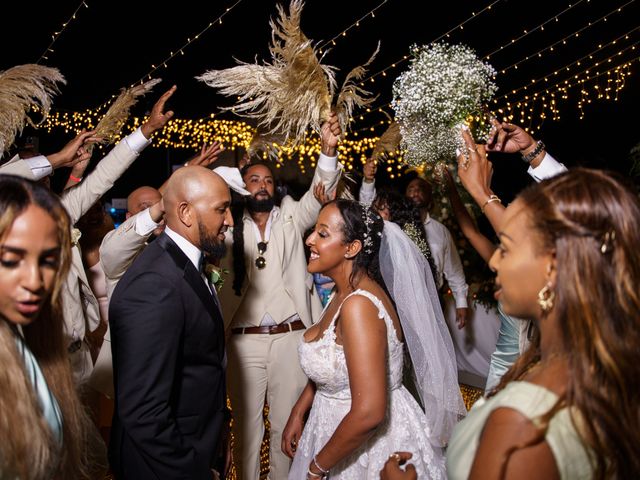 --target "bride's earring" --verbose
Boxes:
[537,282,555,313]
